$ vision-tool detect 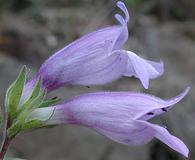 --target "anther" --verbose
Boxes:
[161,108,167,112]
